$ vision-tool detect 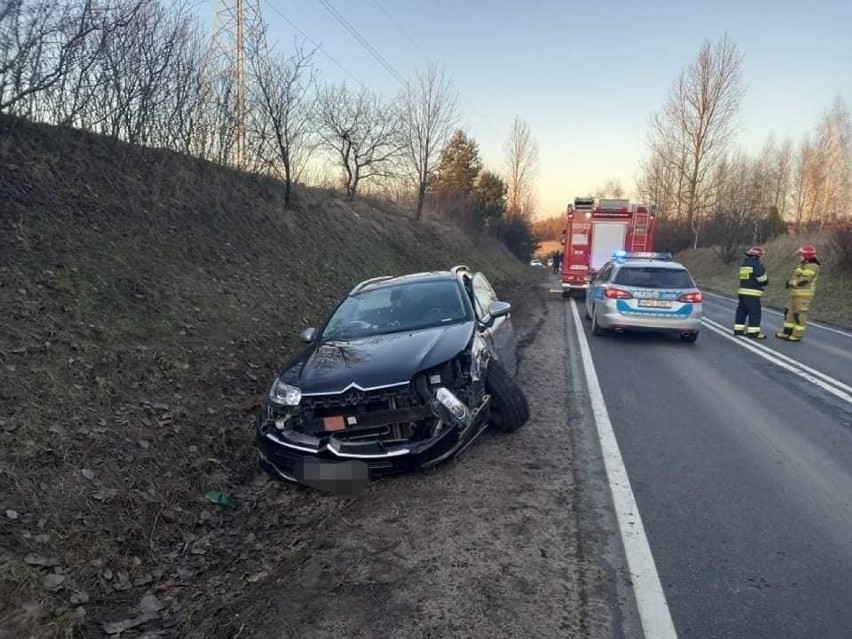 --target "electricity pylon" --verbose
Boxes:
[201,0,267,170]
